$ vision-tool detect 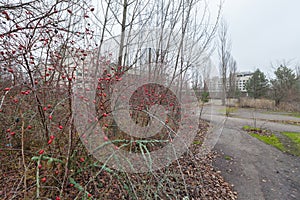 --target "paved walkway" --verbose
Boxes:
[201,104,300,200]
